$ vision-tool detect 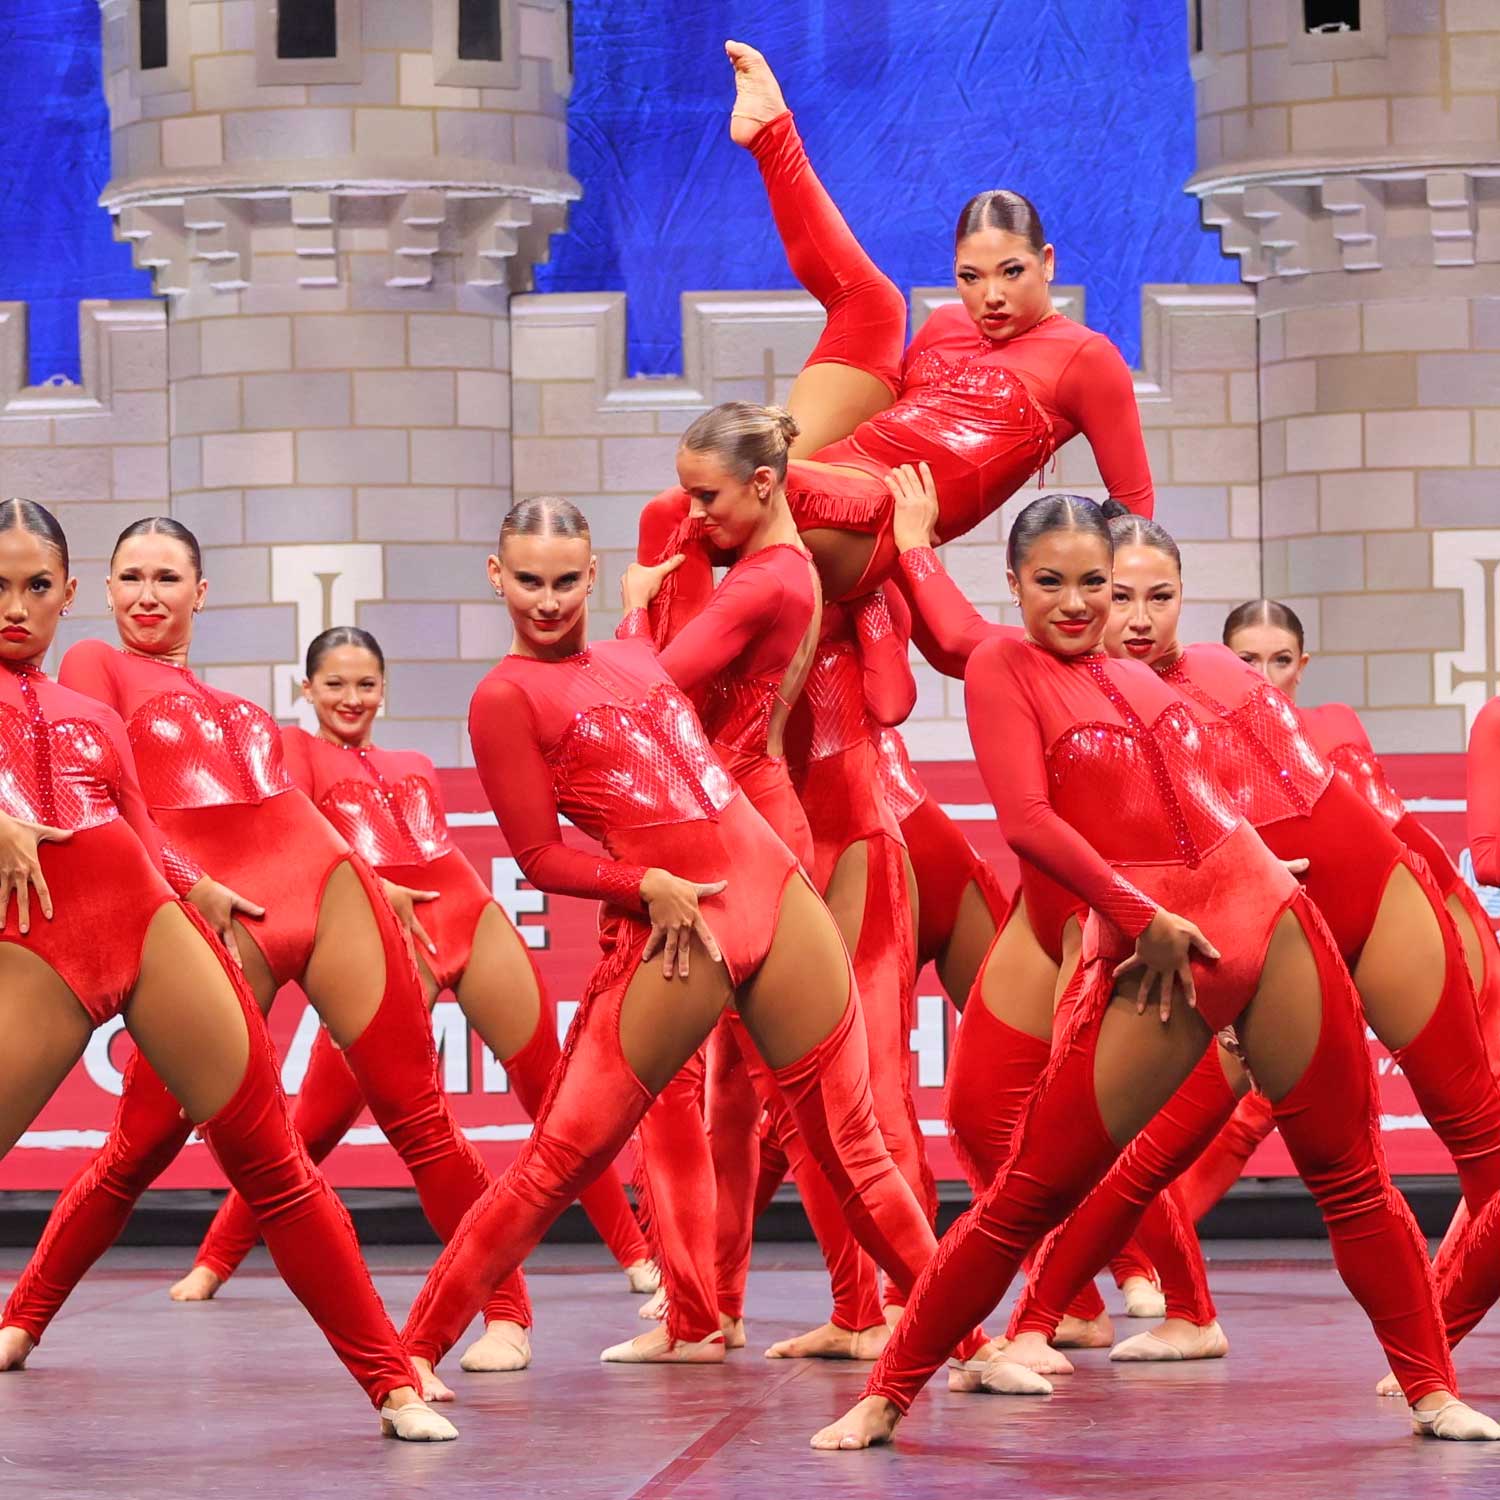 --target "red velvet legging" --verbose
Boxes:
[866,898,1455,1412]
